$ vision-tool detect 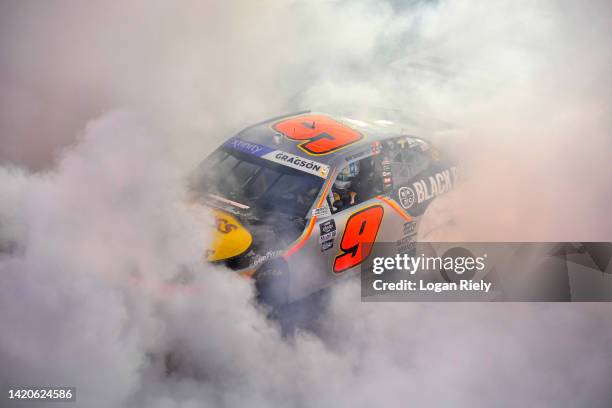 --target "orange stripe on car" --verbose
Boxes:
[376,195,413,222]
[283,218,316,259]
[317,171,334,207]
[239,268,257,278]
